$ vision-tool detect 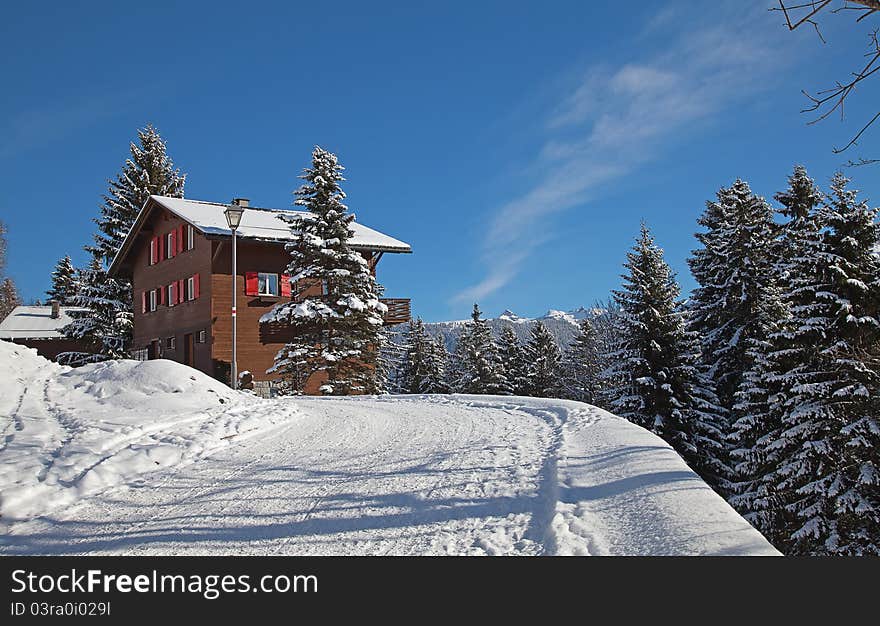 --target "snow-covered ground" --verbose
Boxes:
[0,341,778,556]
